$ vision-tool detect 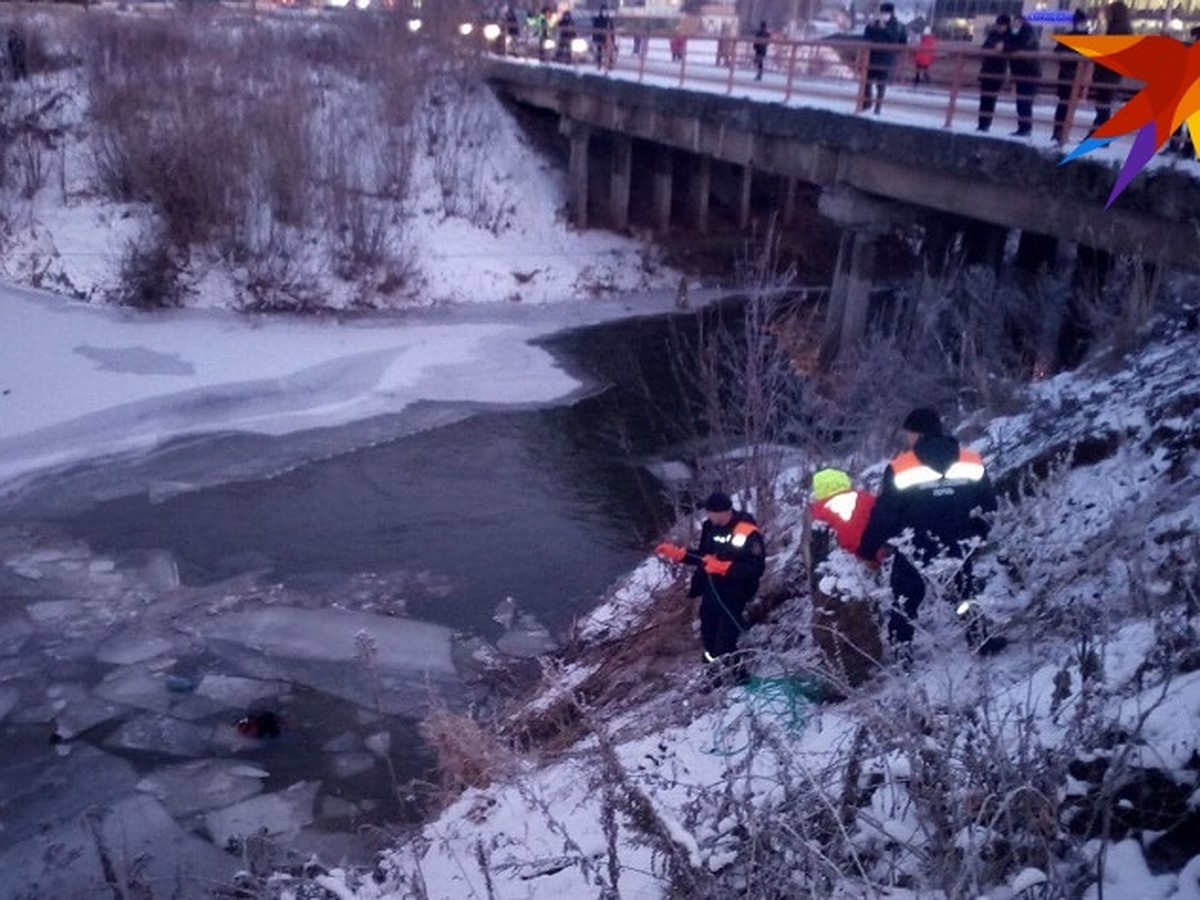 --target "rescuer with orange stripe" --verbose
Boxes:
[857,408,1003,658]
[656,491,766,684]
